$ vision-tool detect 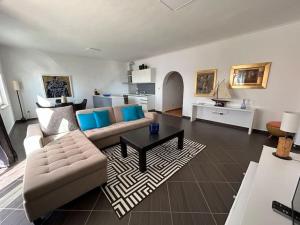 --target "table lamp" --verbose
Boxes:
[12,80,26,122]
[274,111,300,159]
